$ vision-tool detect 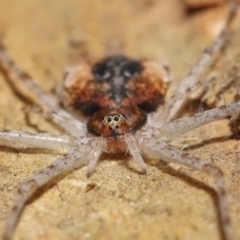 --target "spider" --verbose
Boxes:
[0,2,239,240]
